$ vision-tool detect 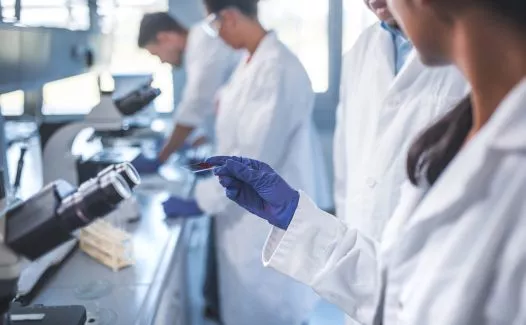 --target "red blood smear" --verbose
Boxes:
[188,162,214,172]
